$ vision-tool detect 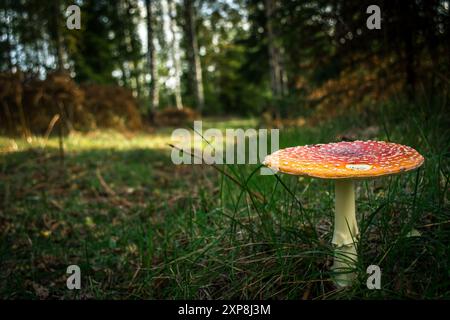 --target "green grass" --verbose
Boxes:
[0,101,449,299]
